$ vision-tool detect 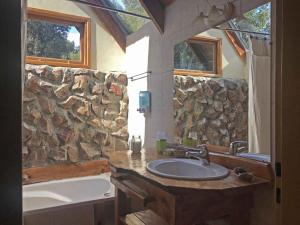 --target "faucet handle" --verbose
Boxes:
[185,148,210,166]
[236,146,248,154]
[229,141,248,155]
[185,151,200,157]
